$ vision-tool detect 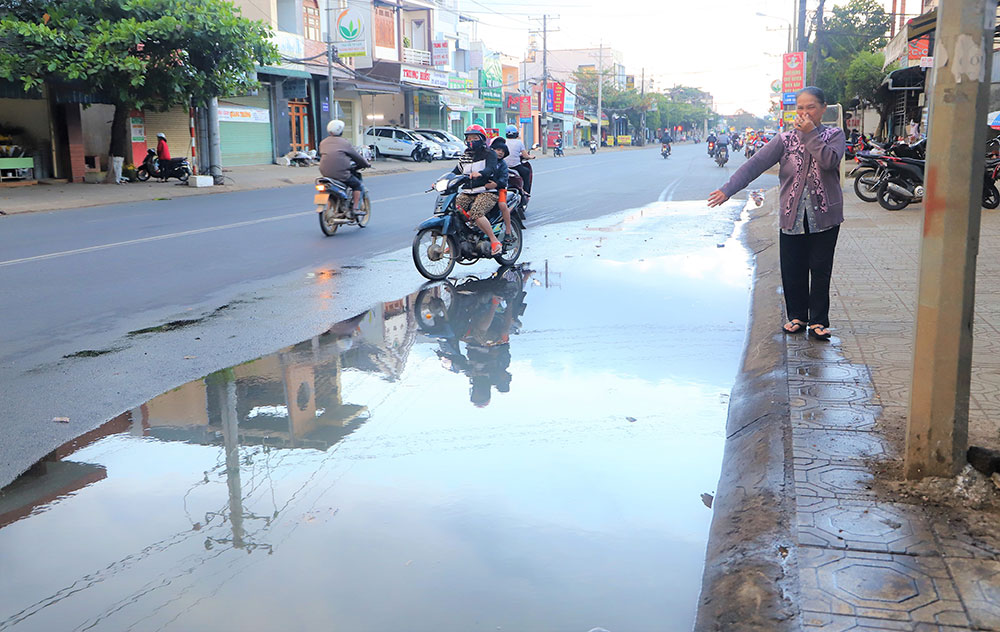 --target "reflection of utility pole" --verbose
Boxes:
[213,372,245,549]
[905,0,995,479]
